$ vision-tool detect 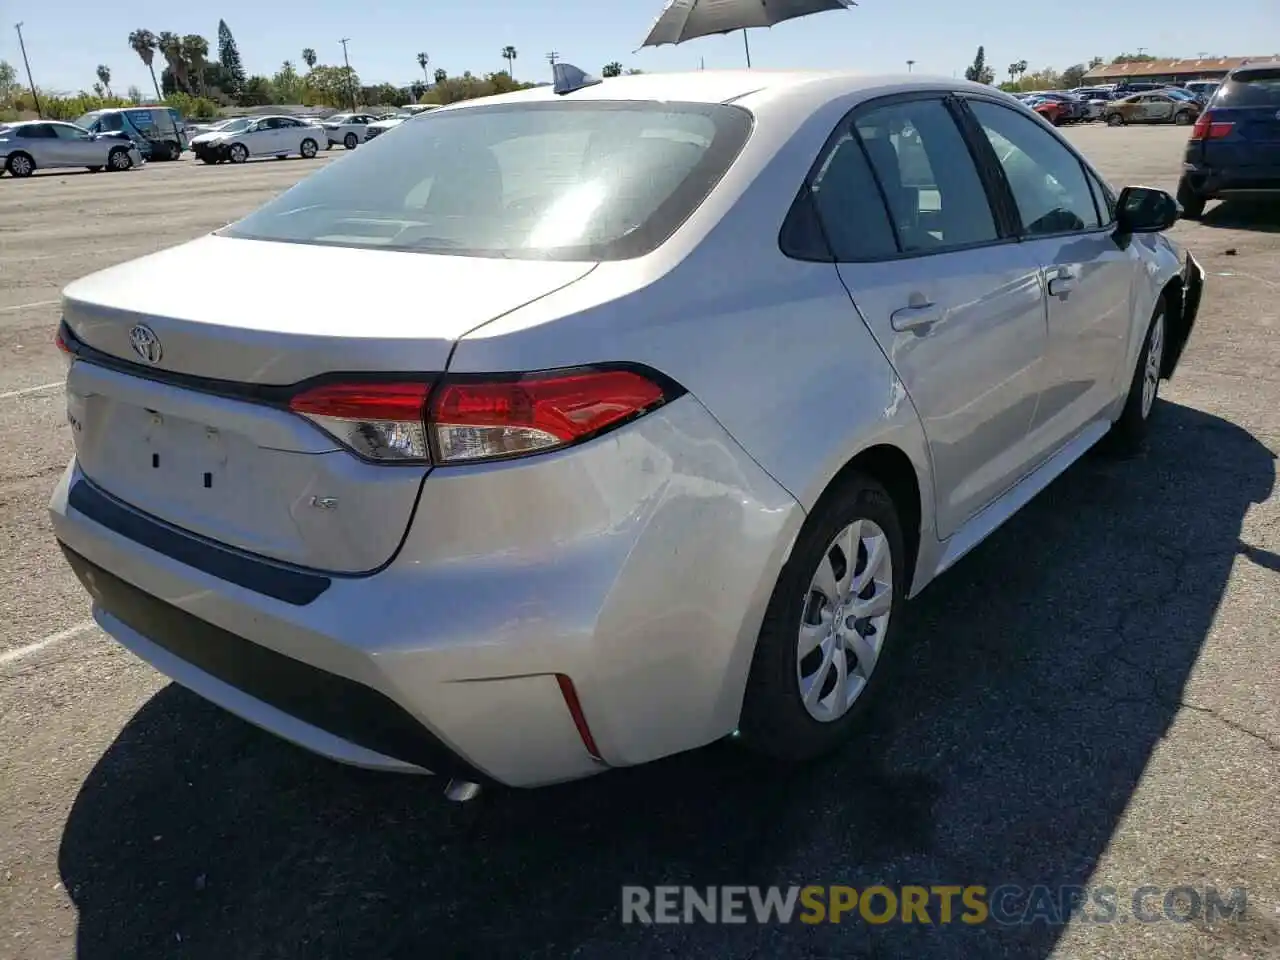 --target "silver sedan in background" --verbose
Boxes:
[51,69,1203,796]
[0,120,143,177]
